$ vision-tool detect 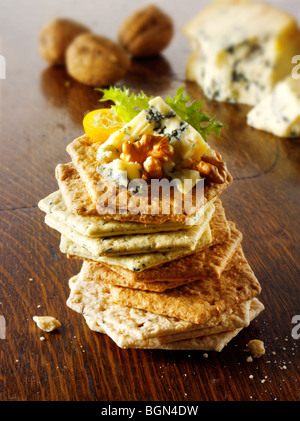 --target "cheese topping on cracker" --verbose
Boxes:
[96,96,210,193]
